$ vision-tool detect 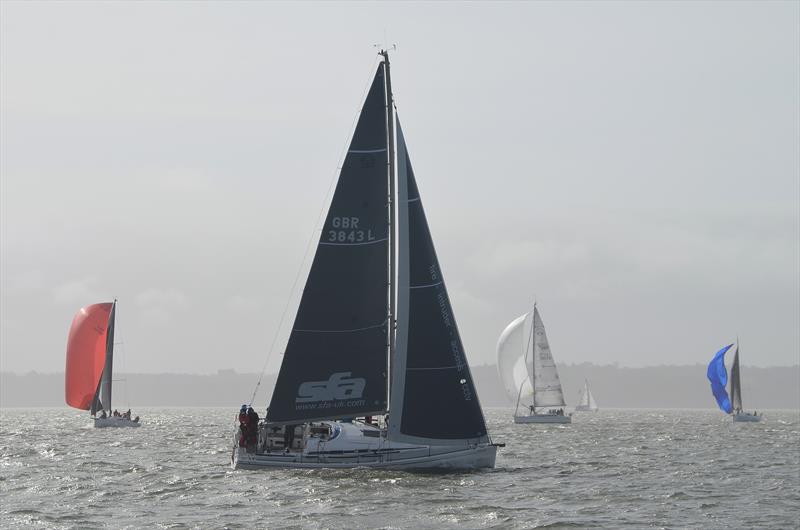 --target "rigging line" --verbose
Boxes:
[114,299,131,410]
[248,54,385,409]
